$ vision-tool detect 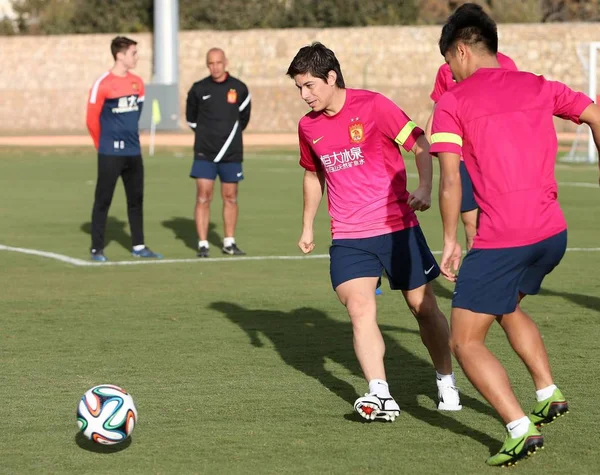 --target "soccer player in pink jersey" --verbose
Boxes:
[430,3,600,466]
[425,53,517,251]
[286,42,462,422]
